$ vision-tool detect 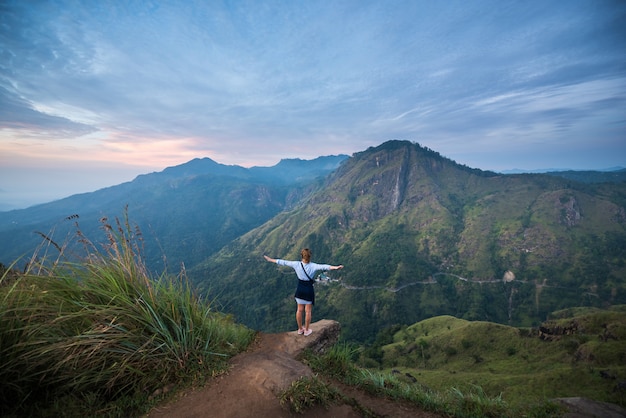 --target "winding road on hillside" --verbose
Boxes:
[320,272,502,293]
[319,272,574,293]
